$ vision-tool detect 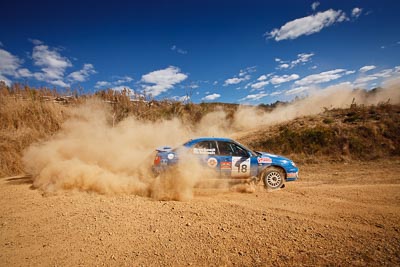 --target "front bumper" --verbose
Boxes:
[286,171,299,181]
